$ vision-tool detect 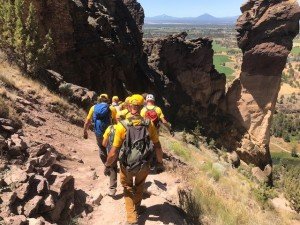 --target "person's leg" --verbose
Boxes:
[120,166,137,223]
[96,135,107,164]
[133,165,150,207]
[109,164,118,196]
